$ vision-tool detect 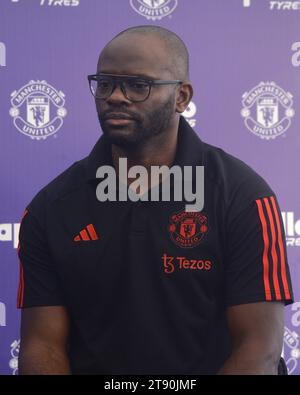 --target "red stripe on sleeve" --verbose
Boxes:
[17,262,21,307]
[270,196,291,300]
[263,197,282,300]
[256,199,272,301]
[17,261,24,308]
[21,209,28,222]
